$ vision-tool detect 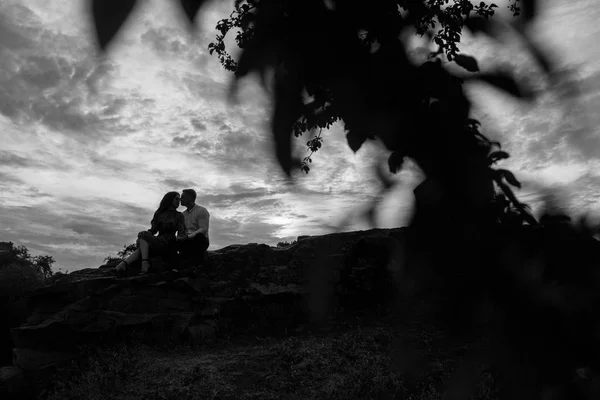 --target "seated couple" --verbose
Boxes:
[114,189,210,275]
